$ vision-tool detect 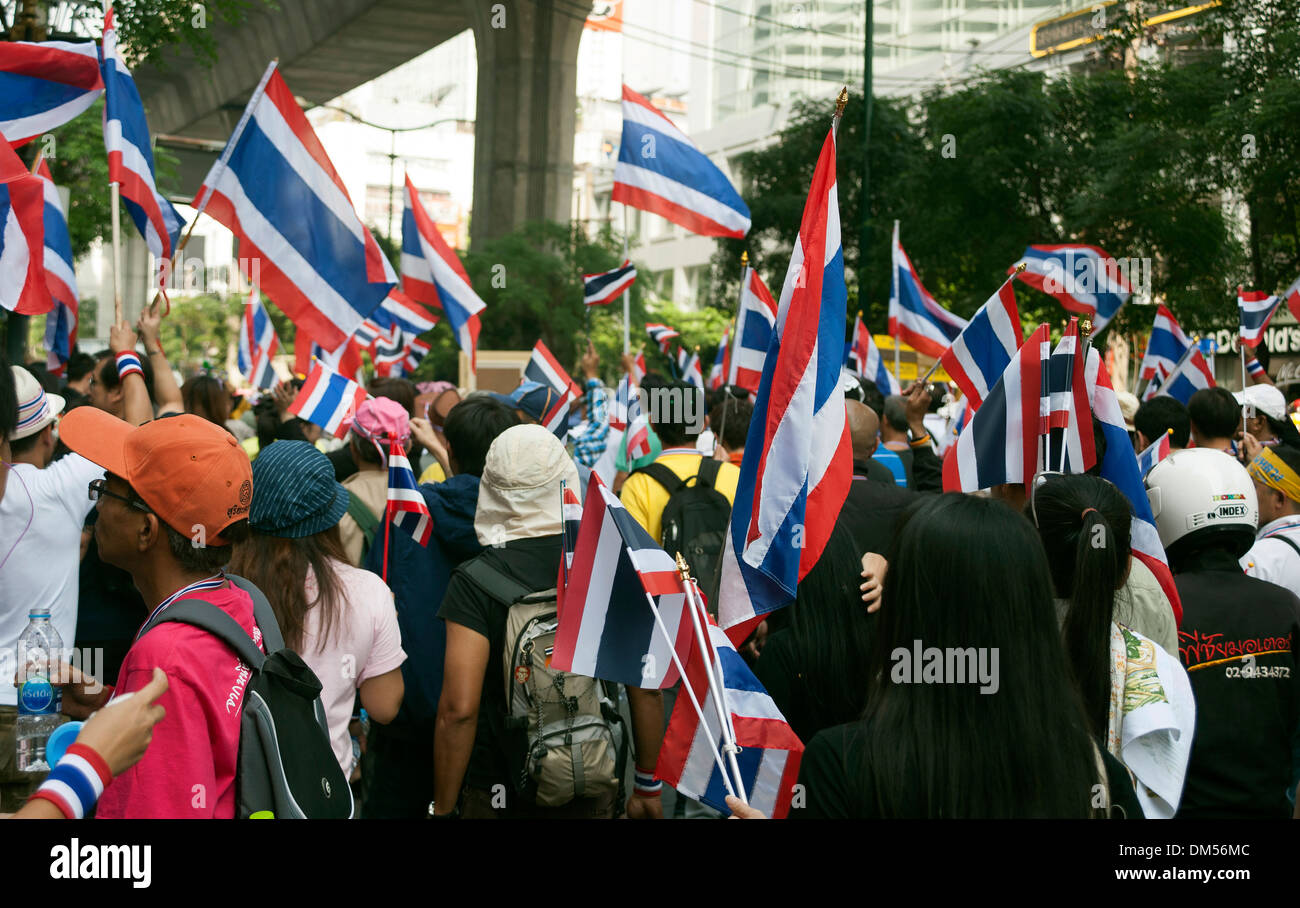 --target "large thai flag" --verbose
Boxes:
[101,6,184,285]
[400,175,484,370]
[1154,344,1215,406]
[1012,244,1131,332]
[0,140,52,315]
[646,322,680,355]
[889,222,968,359]
[707,328,729,390]
[238,288,280,389]
[583,260,636,306]
[612,85,750,238]
[656,620,803,818]
[937,277,1022,412]
[289,359,368,437]
[0,40,103,144]
[1238,287,1281,349]
[36,161,78,371]
[195,63,392,350]
[847,314,900,394]
[728,266,778,394]
[1137,304,1192,398]
[717,122,852,645]
[943,323,1049,492]
[1045,317,1096,474]
[1086,349,1182,624]
[387,440,432,546]
[552,473,693,689]
[526,340,582,399]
